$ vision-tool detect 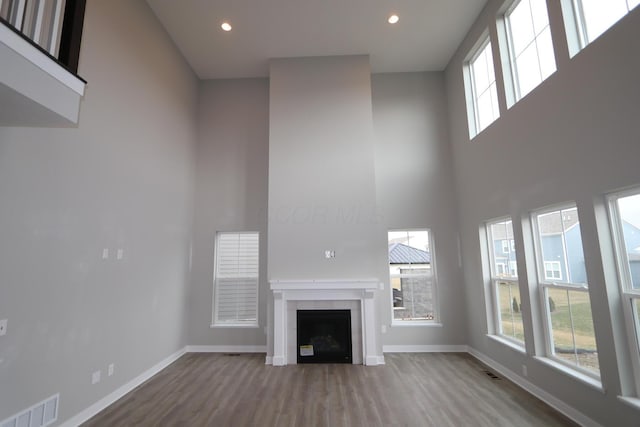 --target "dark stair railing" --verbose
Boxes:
[0,0,86,75]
